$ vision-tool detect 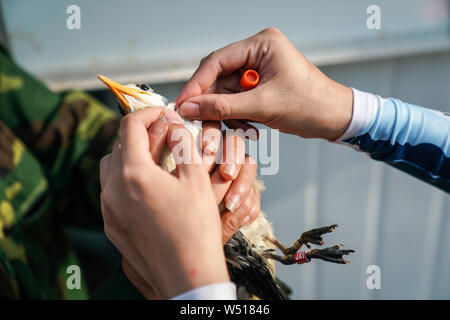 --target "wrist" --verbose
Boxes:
[313,78,353,141]
[158,246,231,299]
[327,83,354,140]
[164,267,230,299]
[293,65,353,140]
